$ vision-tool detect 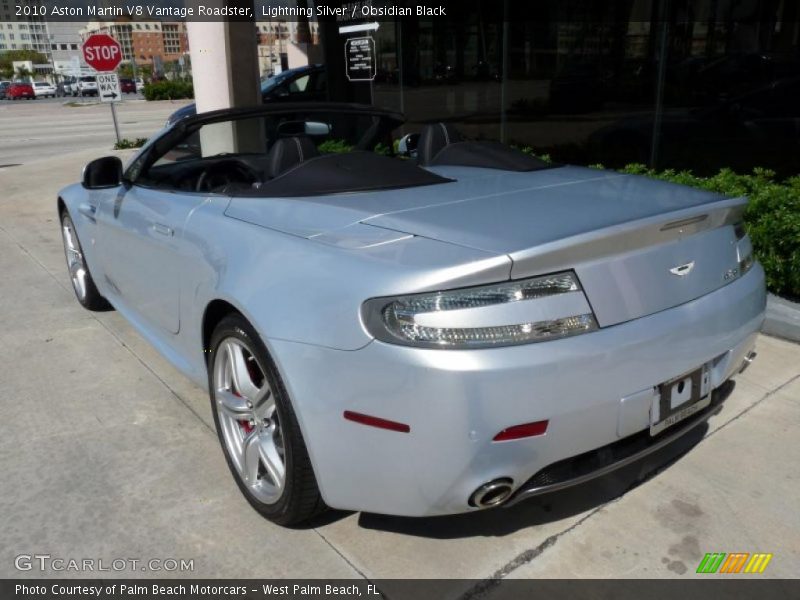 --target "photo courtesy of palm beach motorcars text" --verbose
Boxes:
[1,0,799,598]
[14,583,380,597]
